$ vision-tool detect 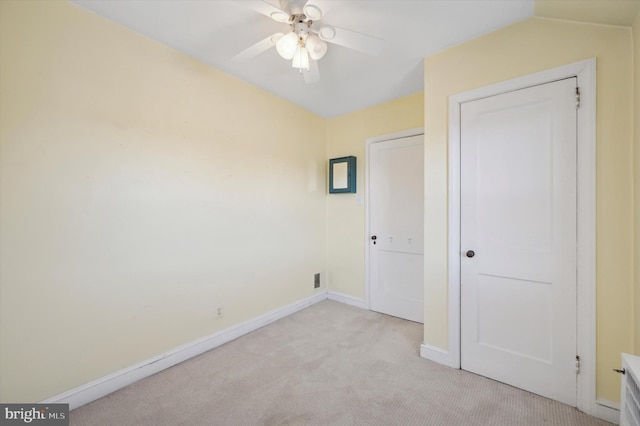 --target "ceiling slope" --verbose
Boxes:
[70,0,535,117]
